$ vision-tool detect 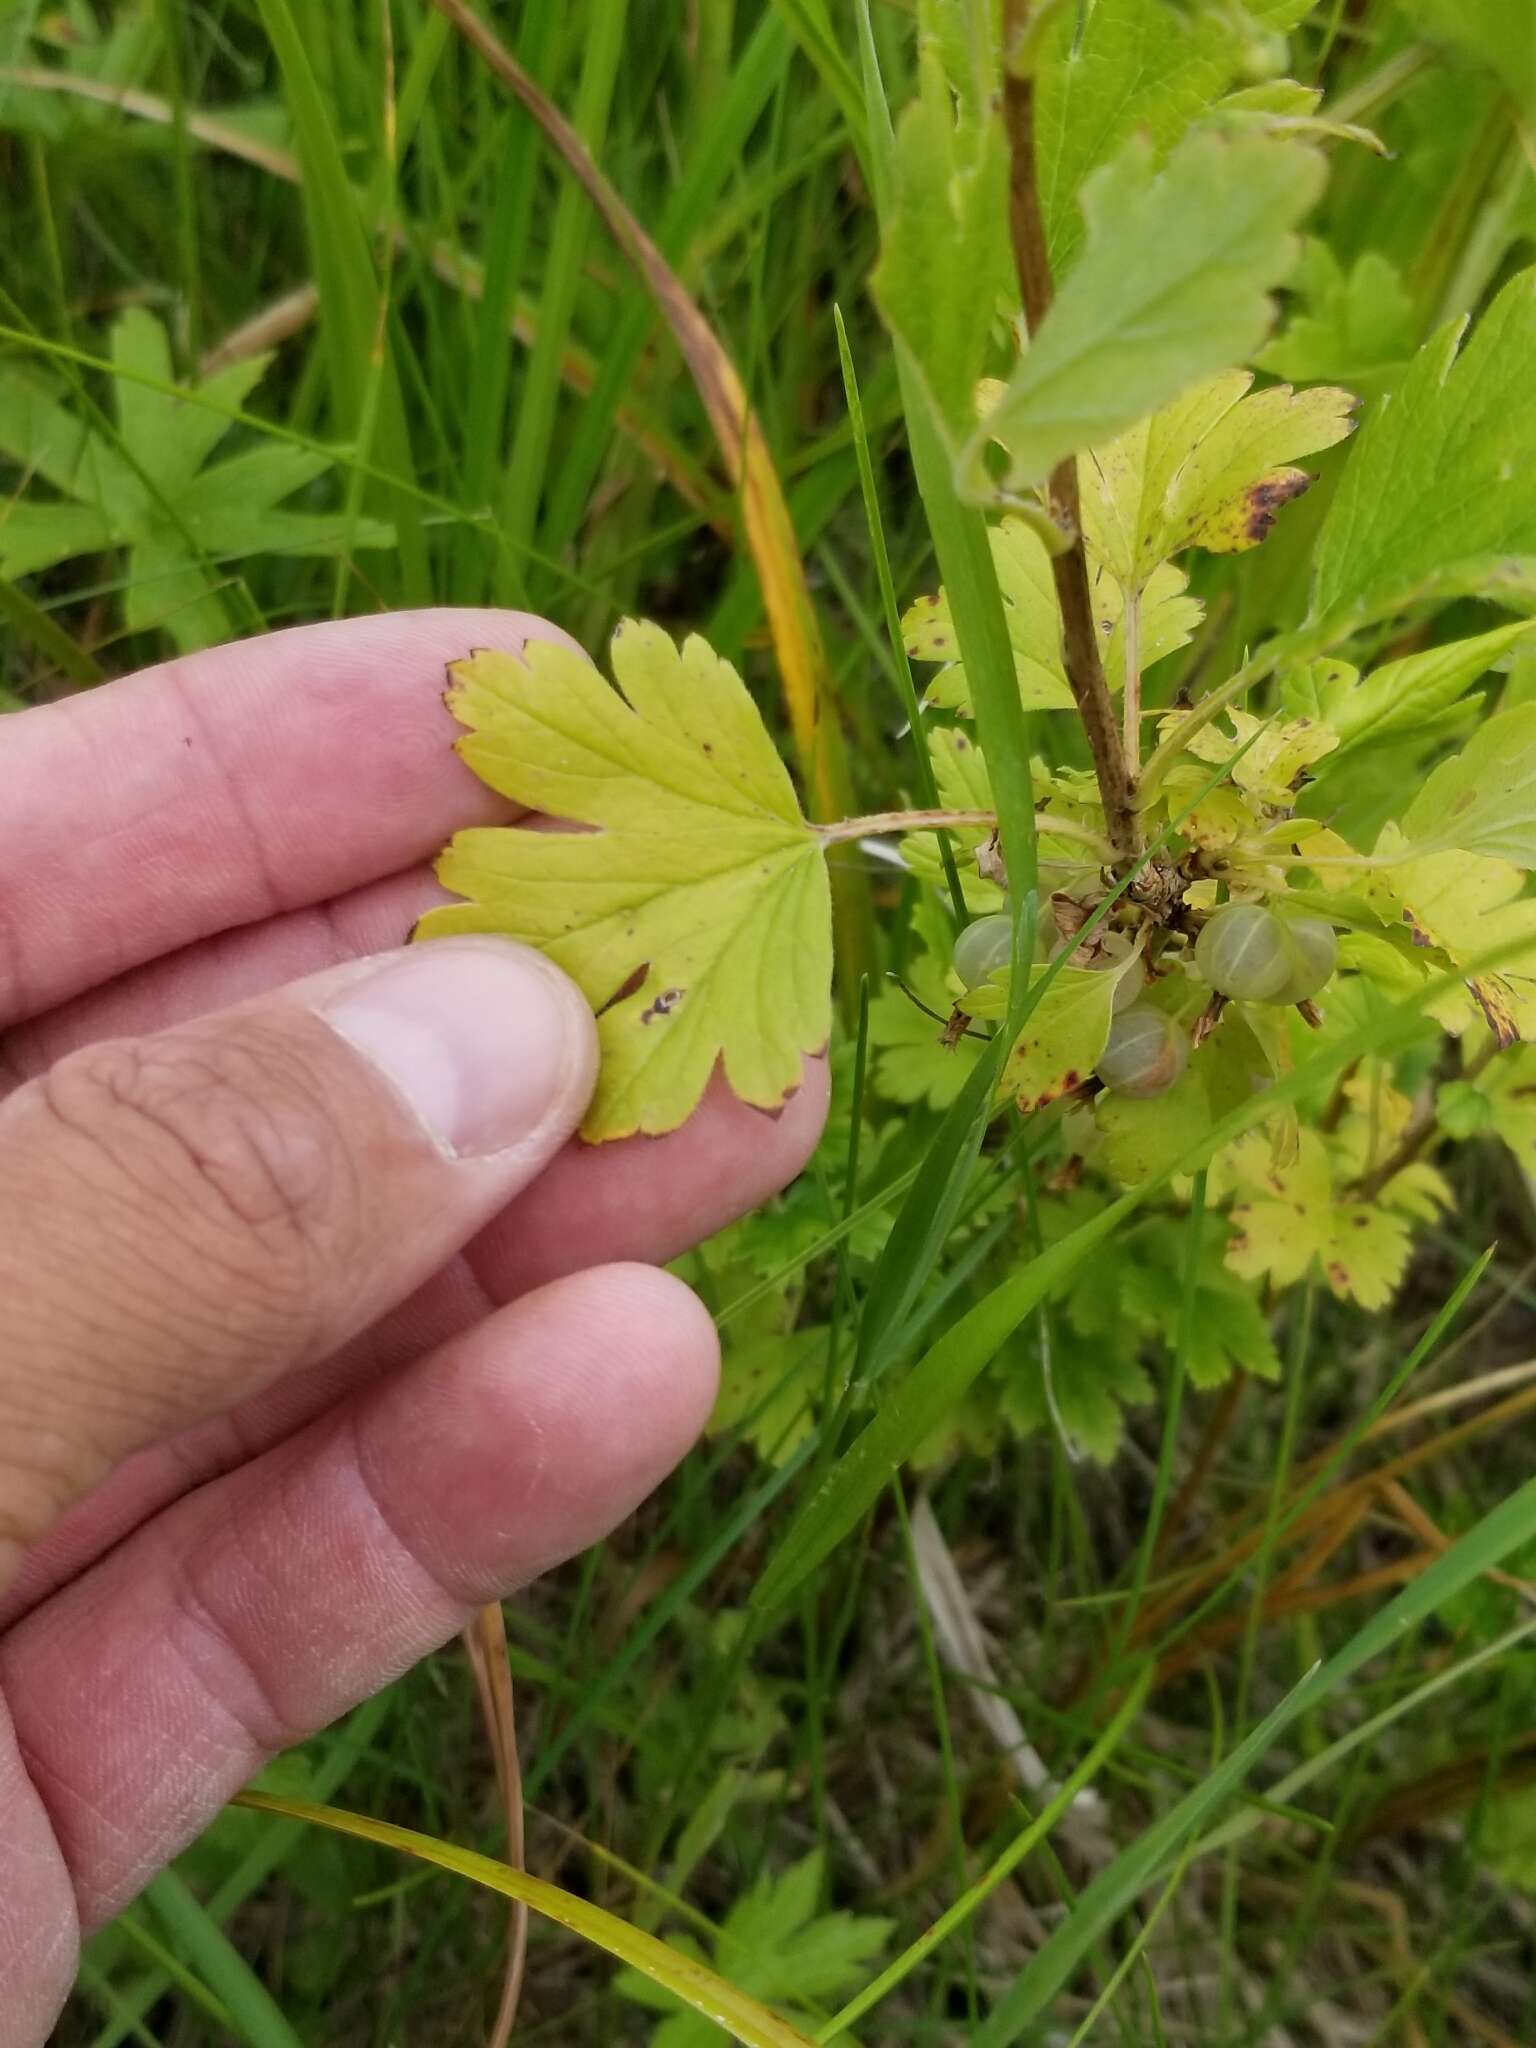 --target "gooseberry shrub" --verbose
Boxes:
[433,0,1536,1466]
